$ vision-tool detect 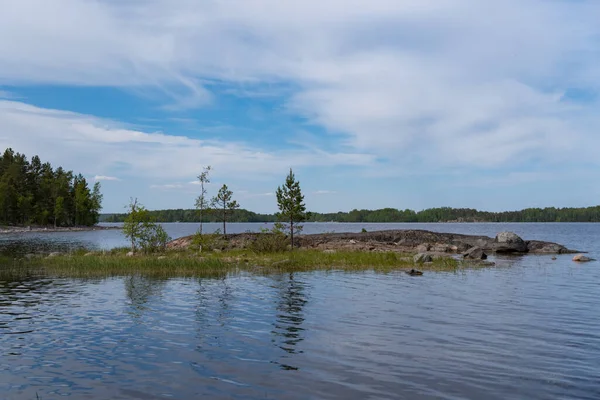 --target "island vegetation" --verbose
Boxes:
[3,165,581,280]
[101,205,600,224]
[0,148,103,227]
